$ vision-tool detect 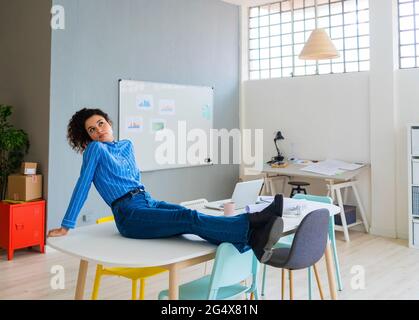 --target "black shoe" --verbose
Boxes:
[249,216,284,263]
[248,194,284,229]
